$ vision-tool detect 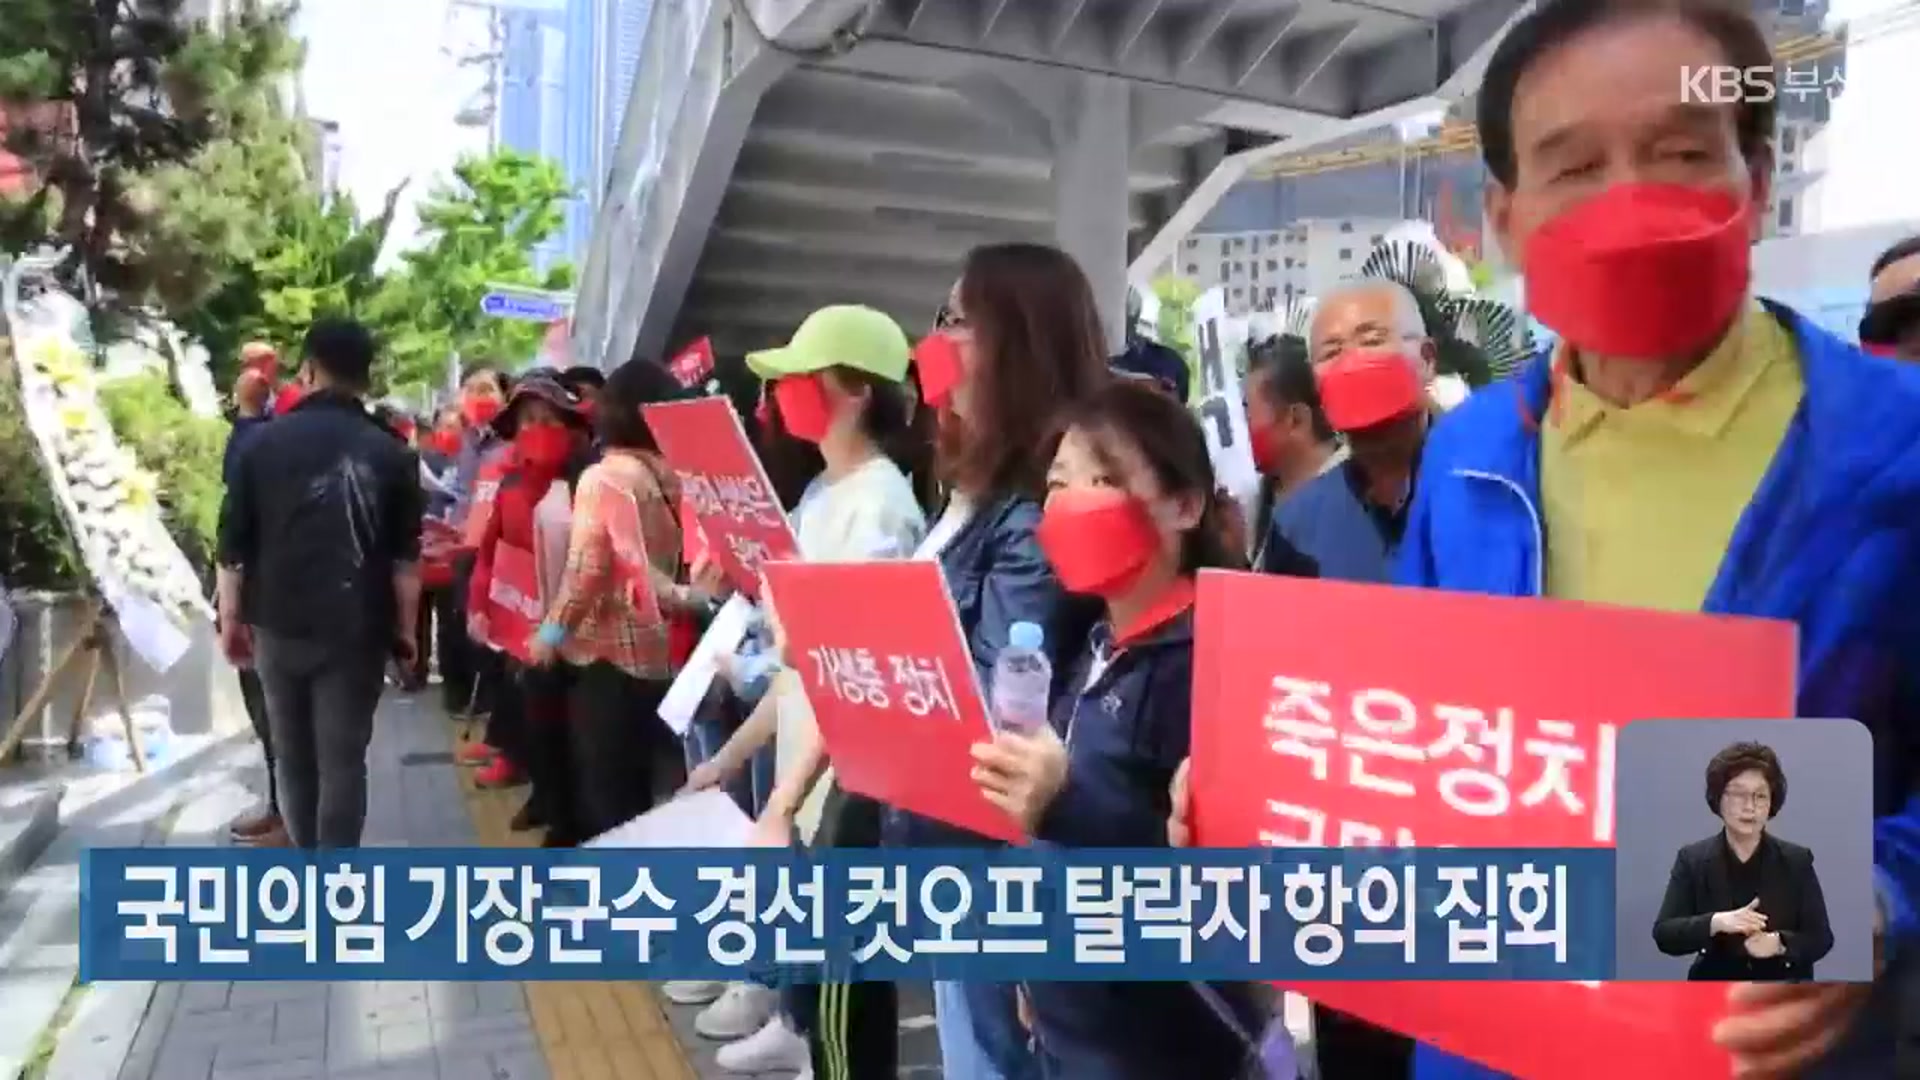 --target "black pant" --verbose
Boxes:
[252,632,385,849]
[481,651,527,765]
[567,661,671,839]
[788,980,898,1080]
[789,782,895,1078]
[1312,1004,1413,1079]
[237,667,277,814]
[519,664,579,845]
[434,584,472,712]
